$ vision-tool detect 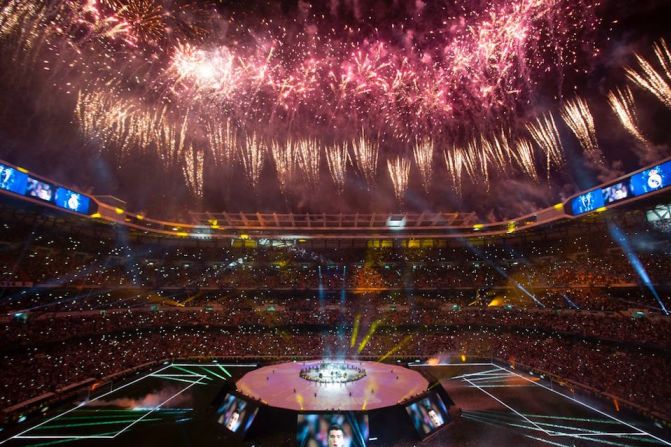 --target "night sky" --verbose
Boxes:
[0,0,670,220]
